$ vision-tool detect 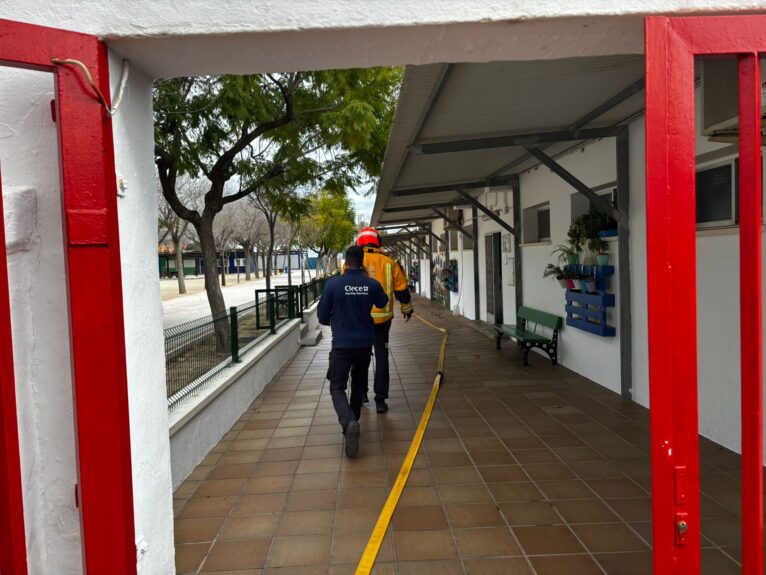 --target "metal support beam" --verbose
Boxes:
[375,224,410,232]
[401,228,430,251]
[512,176,523,313]
[415,222,447,246]
[472,204,480,321]
[616,129,632,402]
[376,216,427,225]
[486,78,645,178]
[393,239,416,258]
[384,200,458,213]
[409,236,420,262]
[413,127,622,156]
[391,175,518,197]
[432,208,472,239]
[524,145,620,220]
[455,188,516,235]
[427,223,434,298]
